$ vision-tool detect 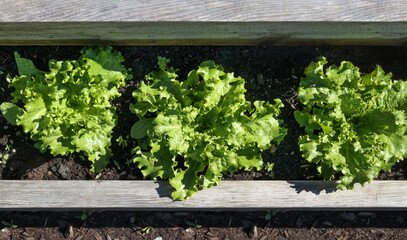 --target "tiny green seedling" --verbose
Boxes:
[0,153,9,165]
[265,162,275,178]
[185,220,202,229]
[113,160,121,169]
[81,210,94,221]
[264,162,274,172]
[265,211,271,221]
[1,220,17,229]
[265,210,279,221]
[362,218,371,225]
[116,135,129,149]
[142,221,154,234]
